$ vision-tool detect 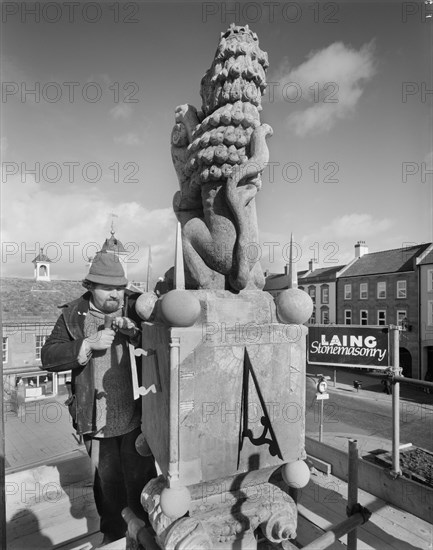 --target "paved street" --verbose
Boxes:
[305,364,433,455]
[5,388,84,473]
